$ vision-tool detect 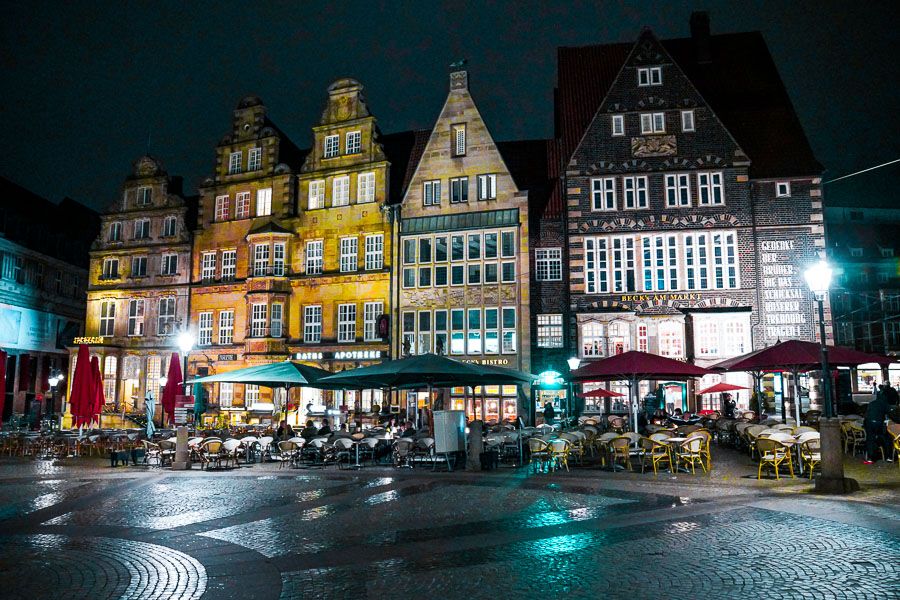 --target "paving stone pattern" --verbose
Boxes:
[0,459,897,599]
